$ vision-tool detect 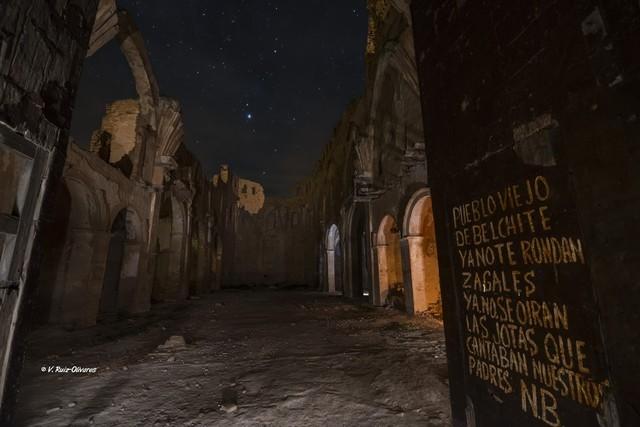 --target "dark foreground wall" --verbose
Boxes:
[0,0,99,420]
[412,1,639,426]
